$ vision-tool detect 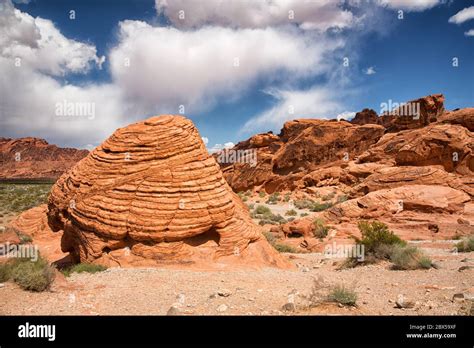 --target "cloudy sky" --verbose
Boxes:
[0,0,473,151]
